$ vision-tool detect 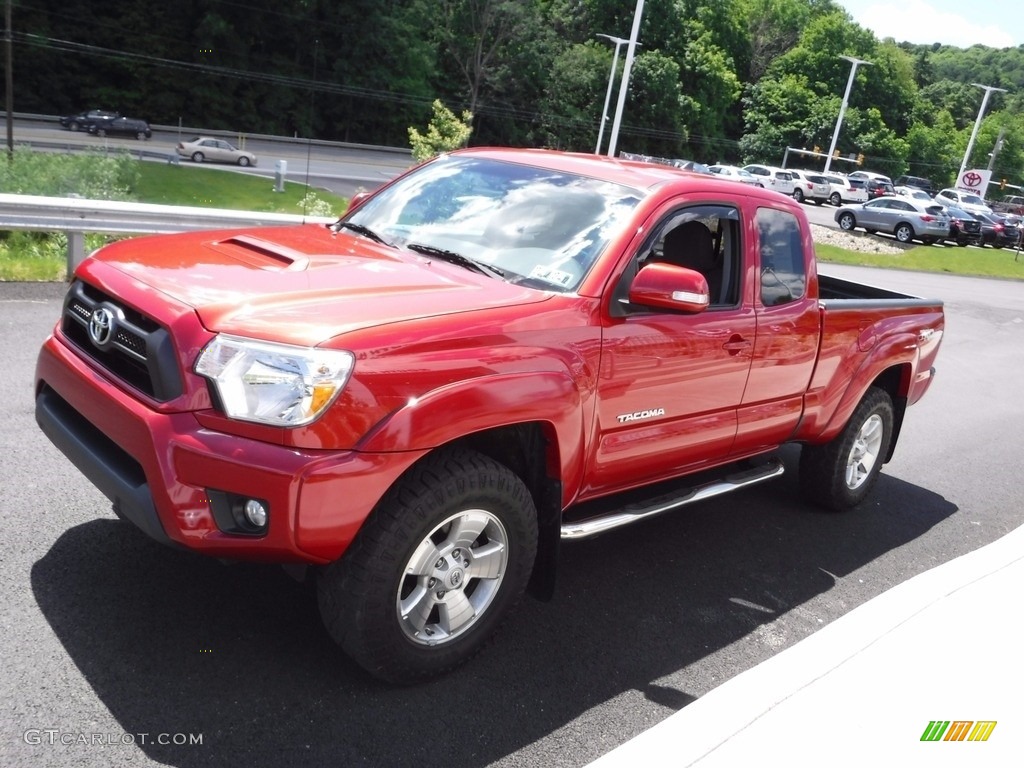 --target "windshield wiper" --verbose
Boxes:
[406,243,506,280]
[332,221,392,246]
